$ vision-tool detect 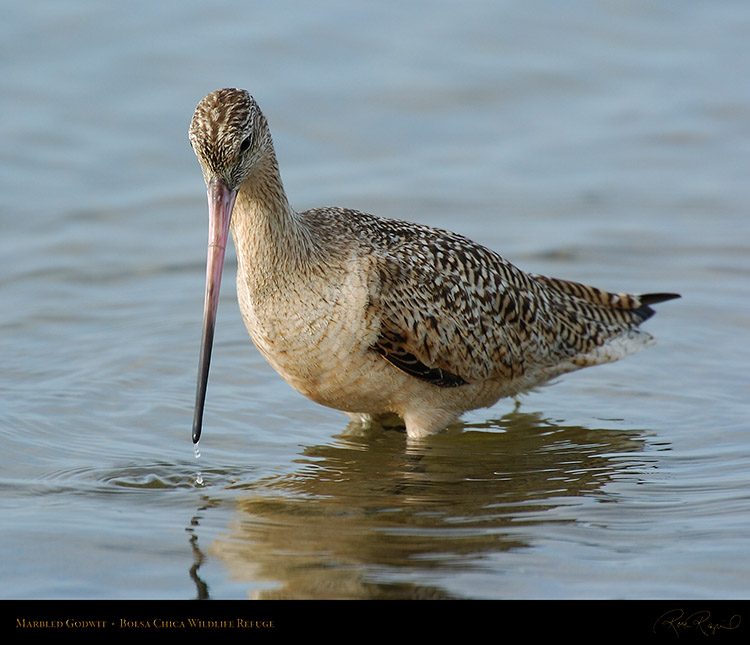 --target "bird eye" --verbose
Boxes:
[239,136,251,153]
